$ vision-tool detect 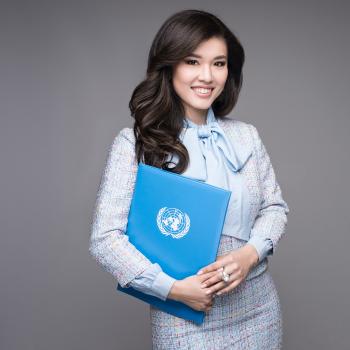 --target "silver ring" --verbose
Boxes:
[221,267,230,283]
